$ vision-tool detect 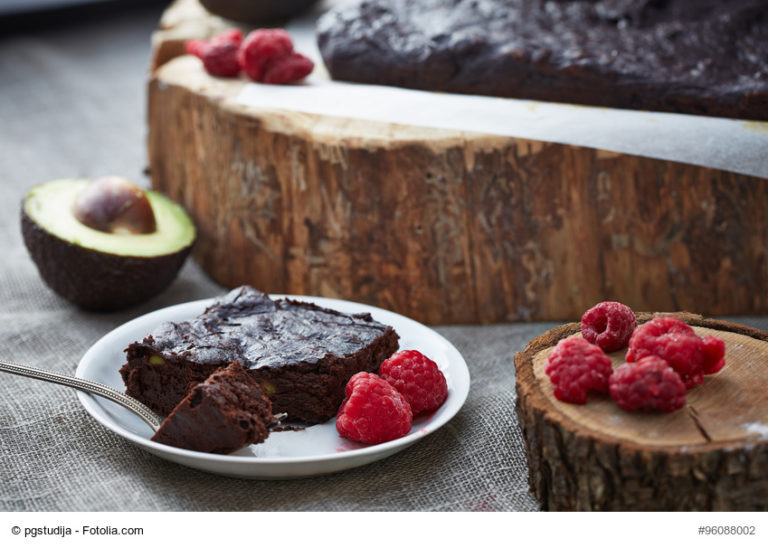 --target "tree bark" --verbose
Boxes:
[515,313,768,510]
[147,0,768,324]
